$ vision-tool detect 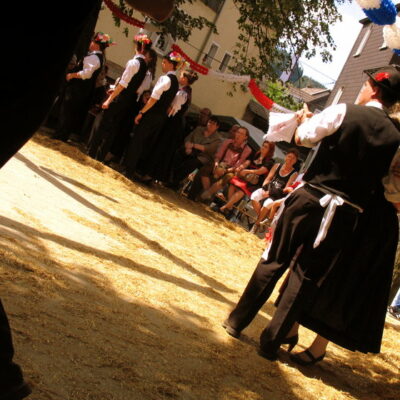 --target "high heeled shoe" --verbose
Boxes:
[281,334,298,353]
[290,349,325,366]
